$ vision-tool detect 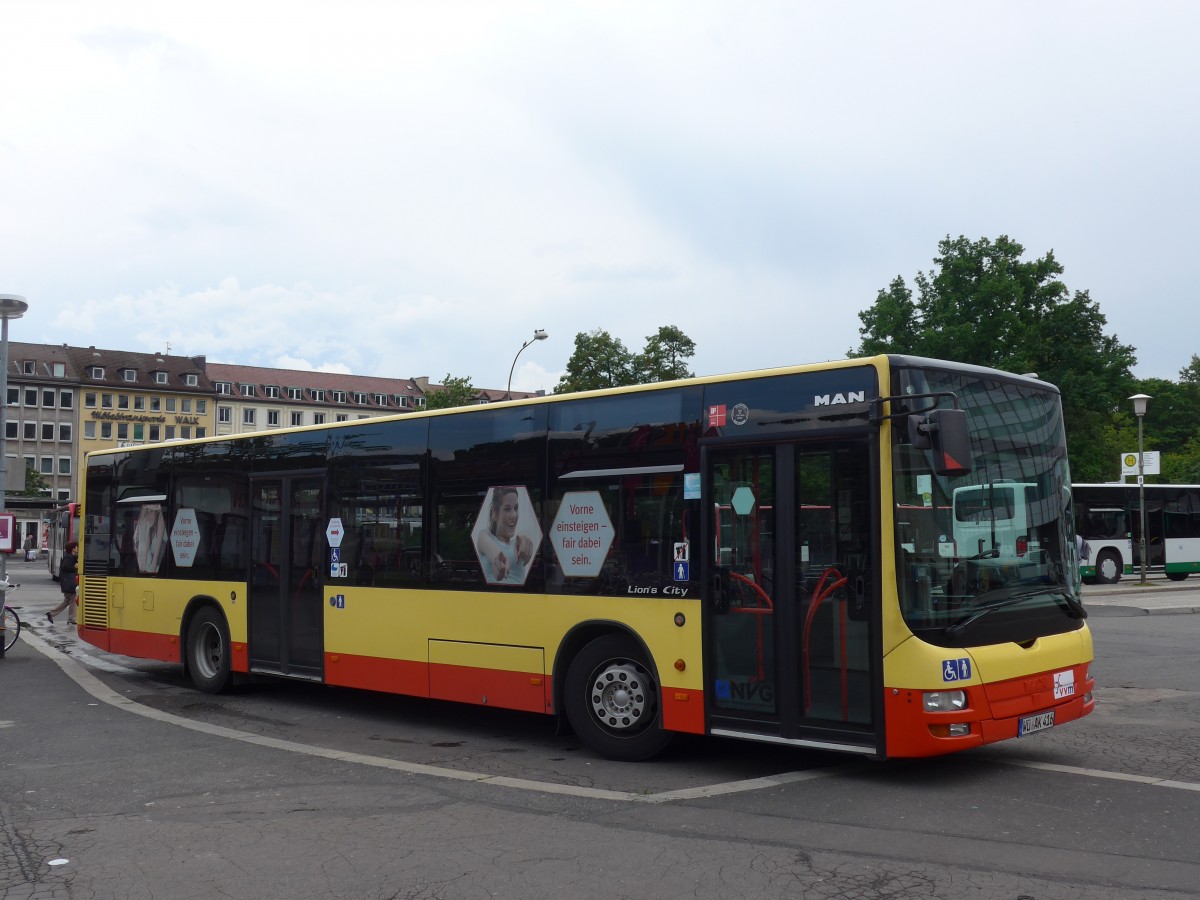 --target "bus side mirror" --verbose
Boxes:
[908,408,972,476]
